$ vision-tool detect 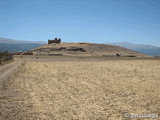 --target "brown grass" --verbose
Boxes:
[31,42,149,57]
[0,56,160,119]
